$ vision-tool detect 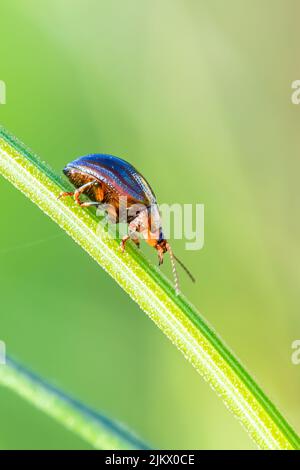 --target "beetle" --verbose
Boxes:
[59,154,195,294]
